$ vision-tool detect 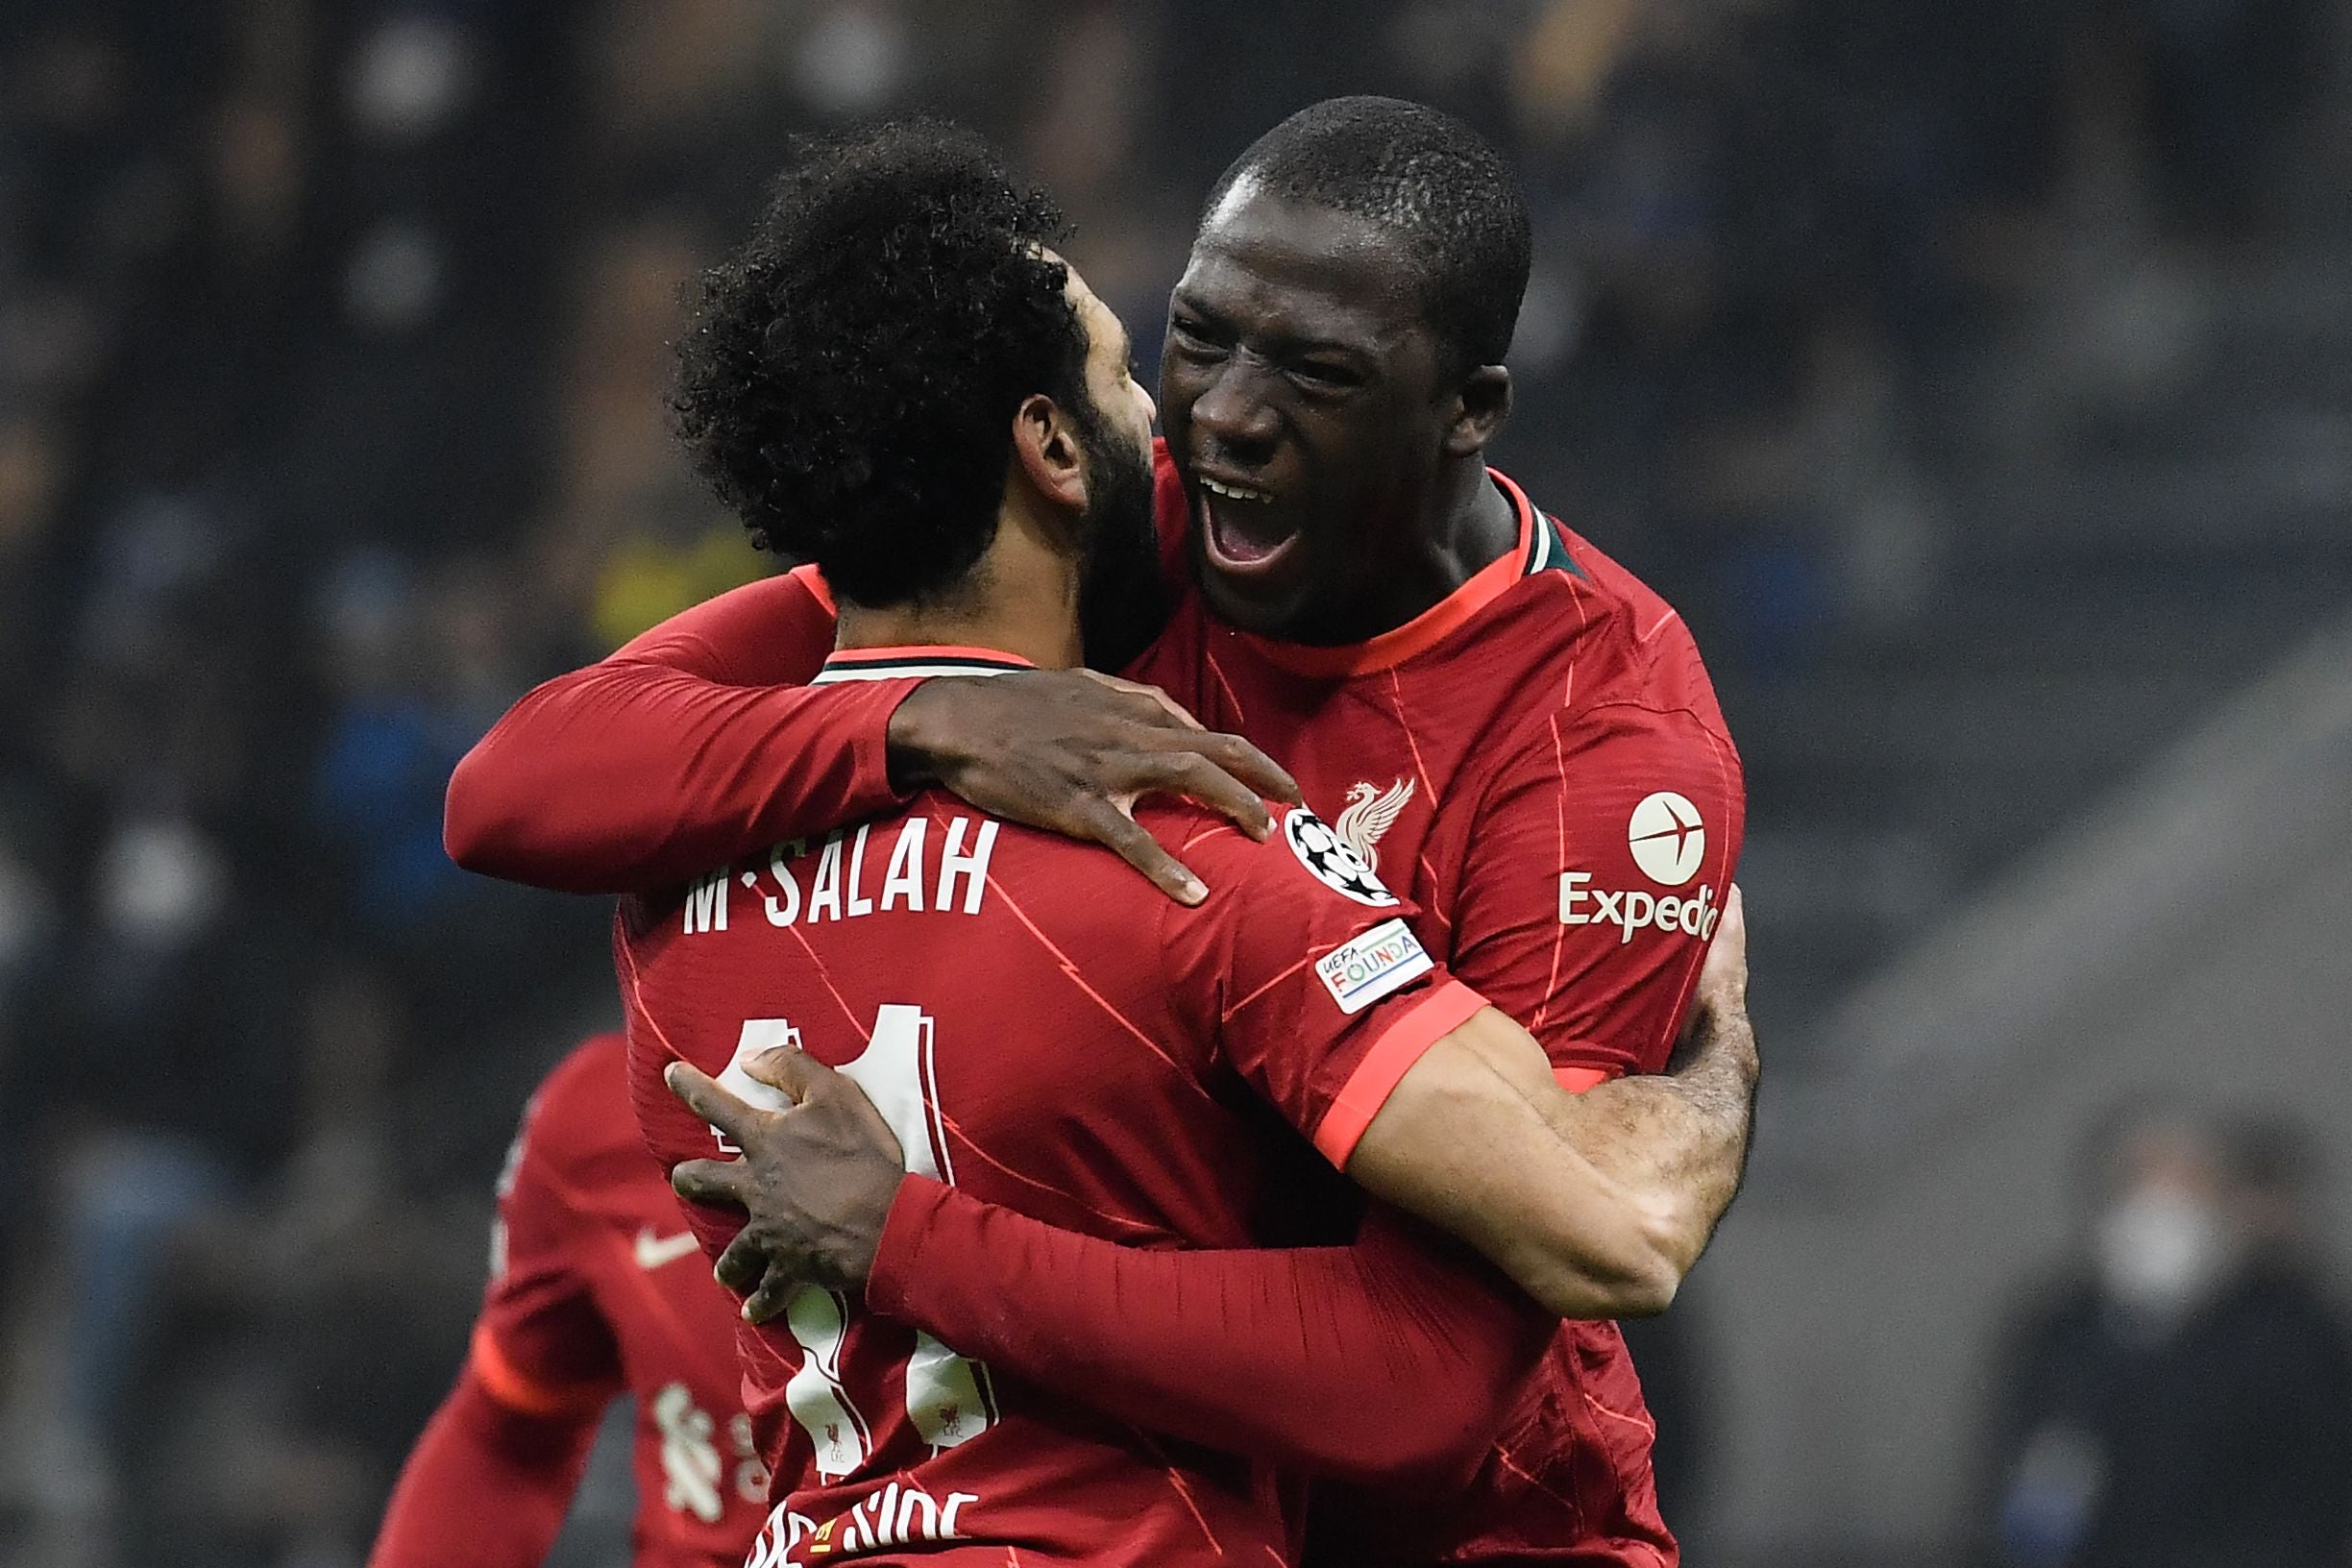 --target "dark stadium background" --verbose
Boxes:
[2,3,2347,1565]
